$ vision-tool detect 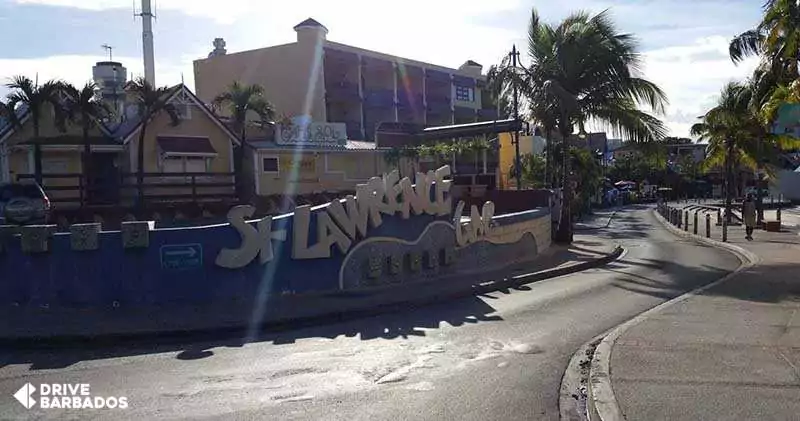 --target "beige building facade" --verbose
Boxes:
[193,18,497,142]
